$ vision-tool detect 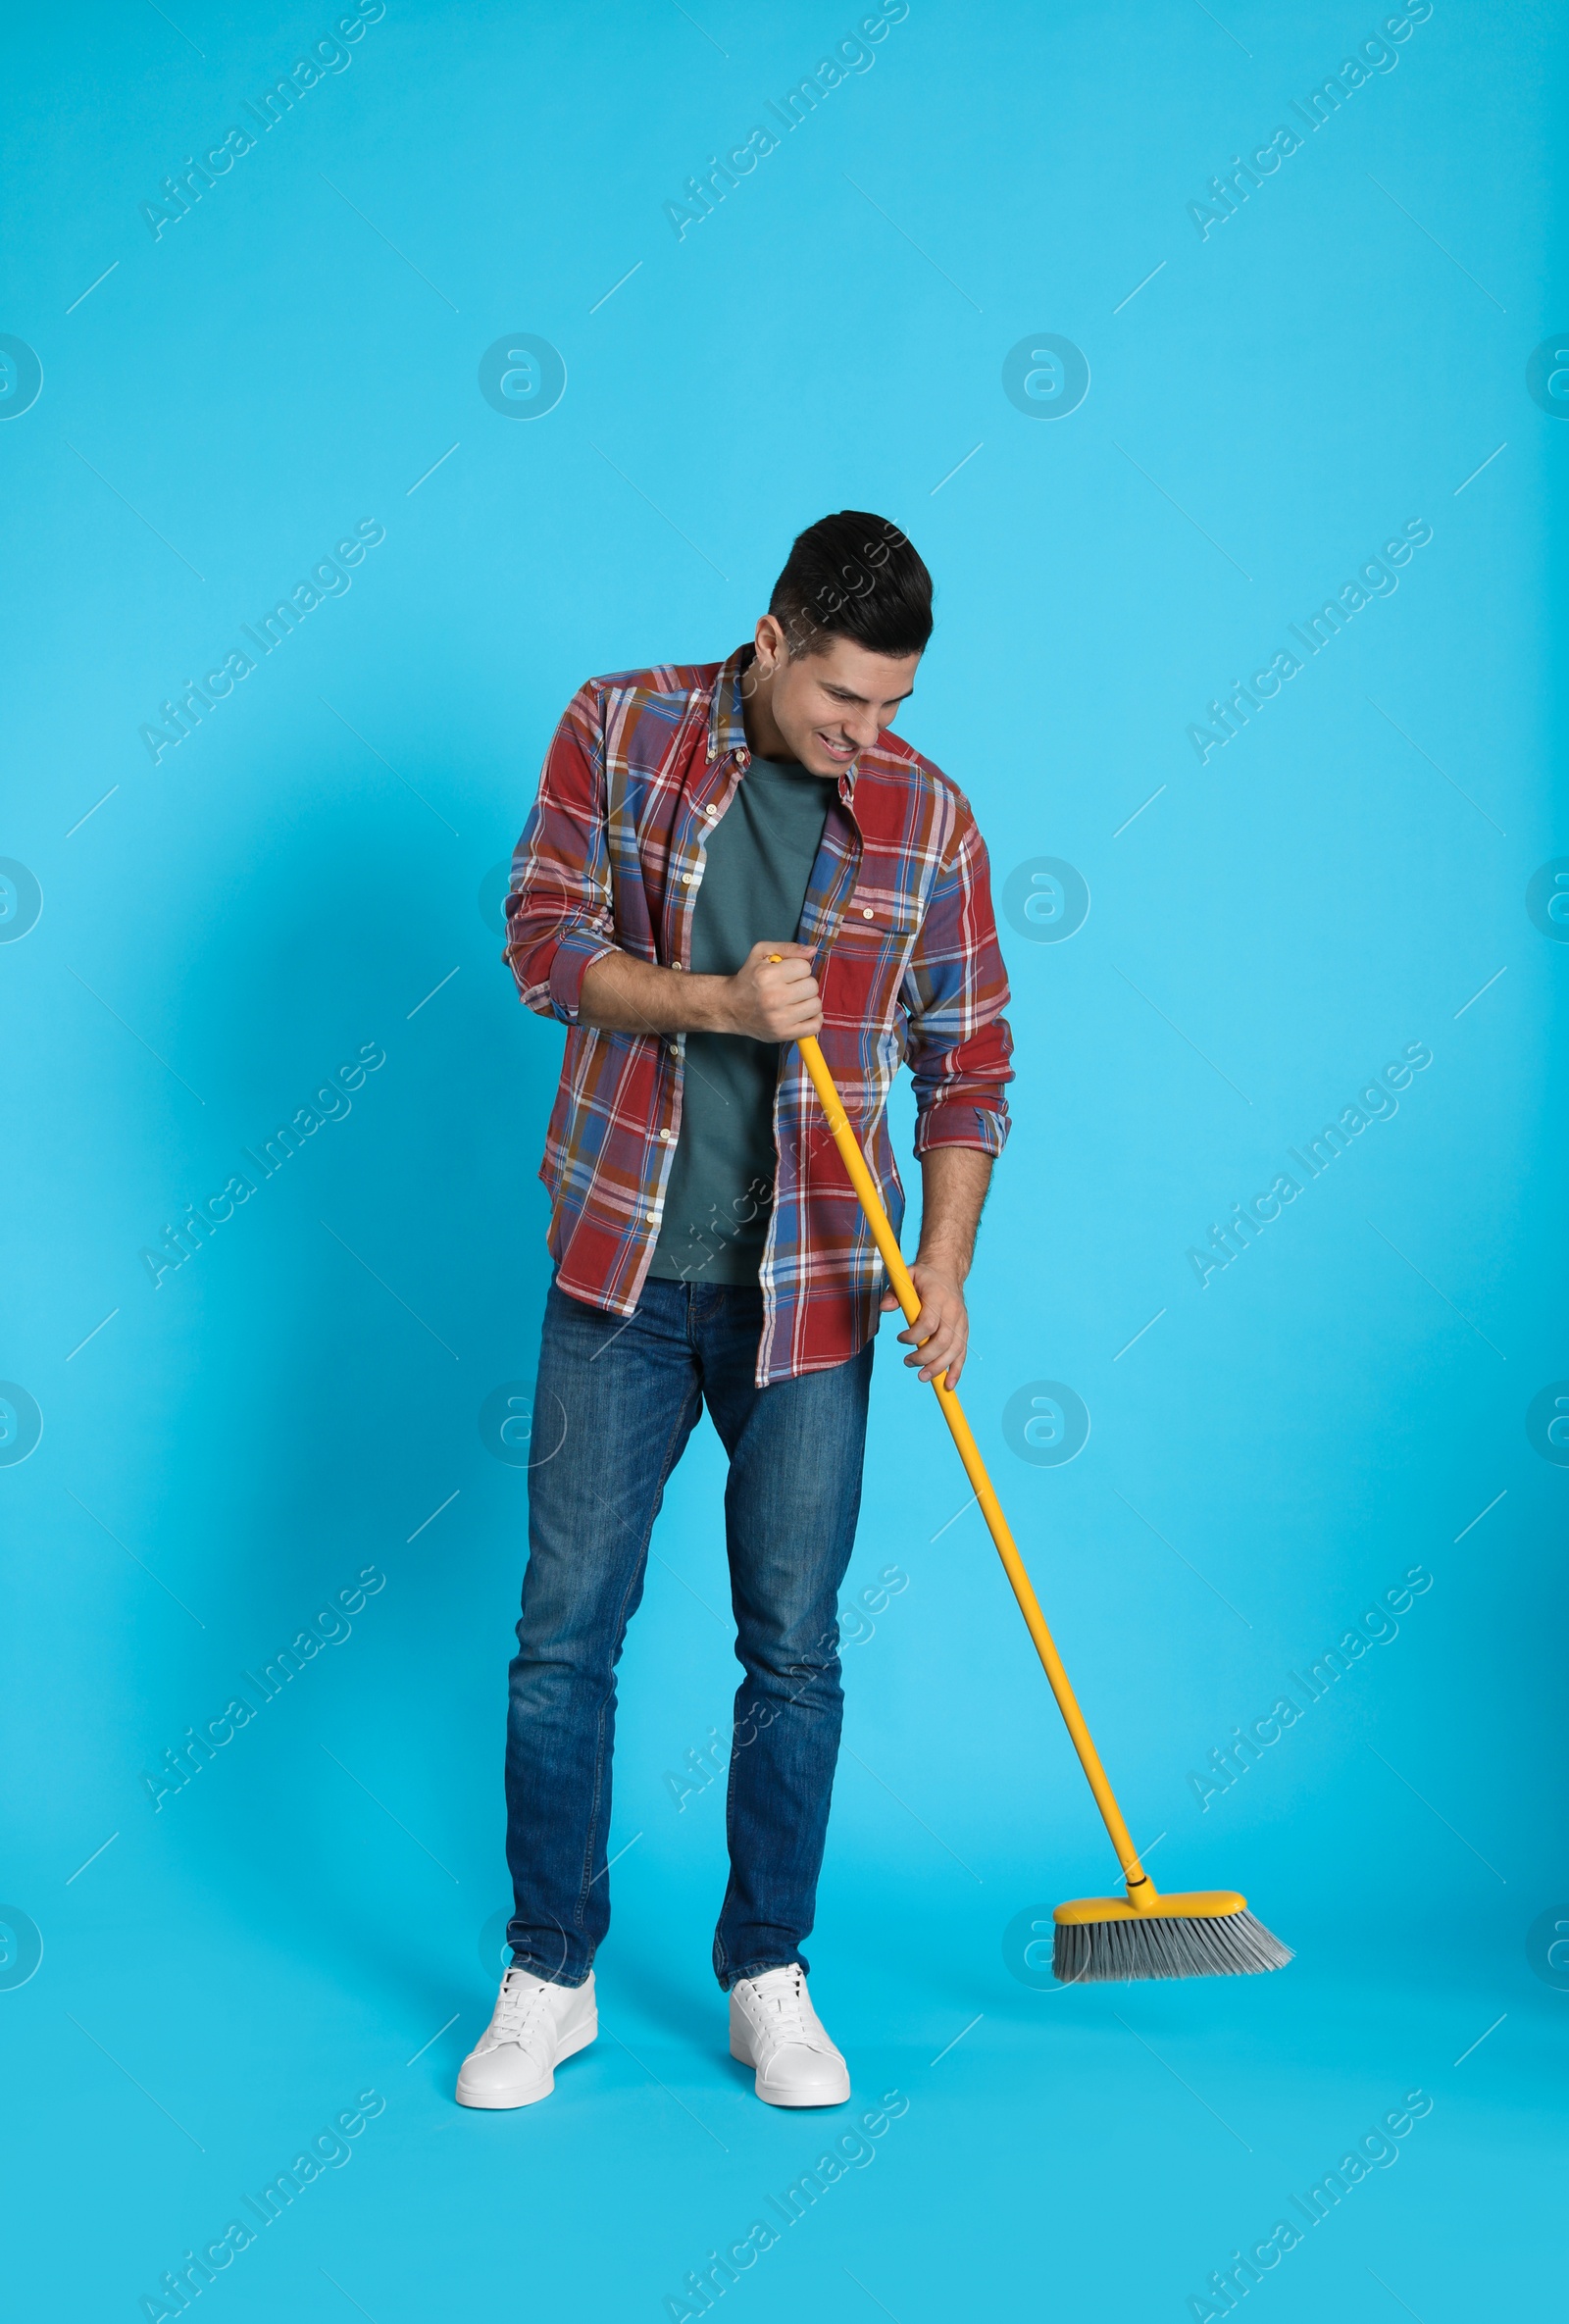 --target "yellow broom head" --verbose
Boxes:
[1052,1888,1293,1983]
